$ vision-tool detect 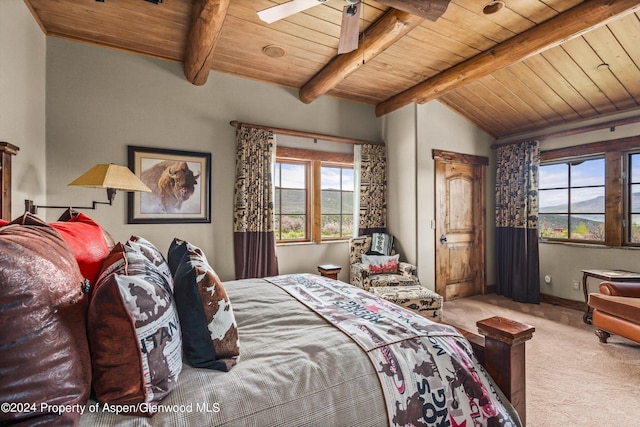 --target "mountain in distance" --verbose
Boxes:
[540,192,640,219]
[276,187,353,213]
